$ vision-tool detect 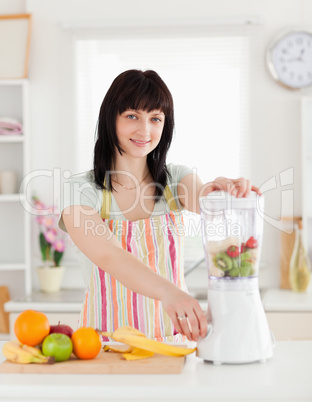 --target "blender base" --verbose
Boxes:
[196,286,275,365]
